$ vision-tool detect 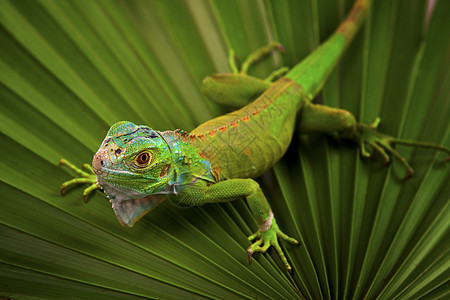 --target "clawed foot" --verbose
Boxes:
[59,159,101,202]
[355,118,450,178]
[229,42,288,81]
[247,218,299,272]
